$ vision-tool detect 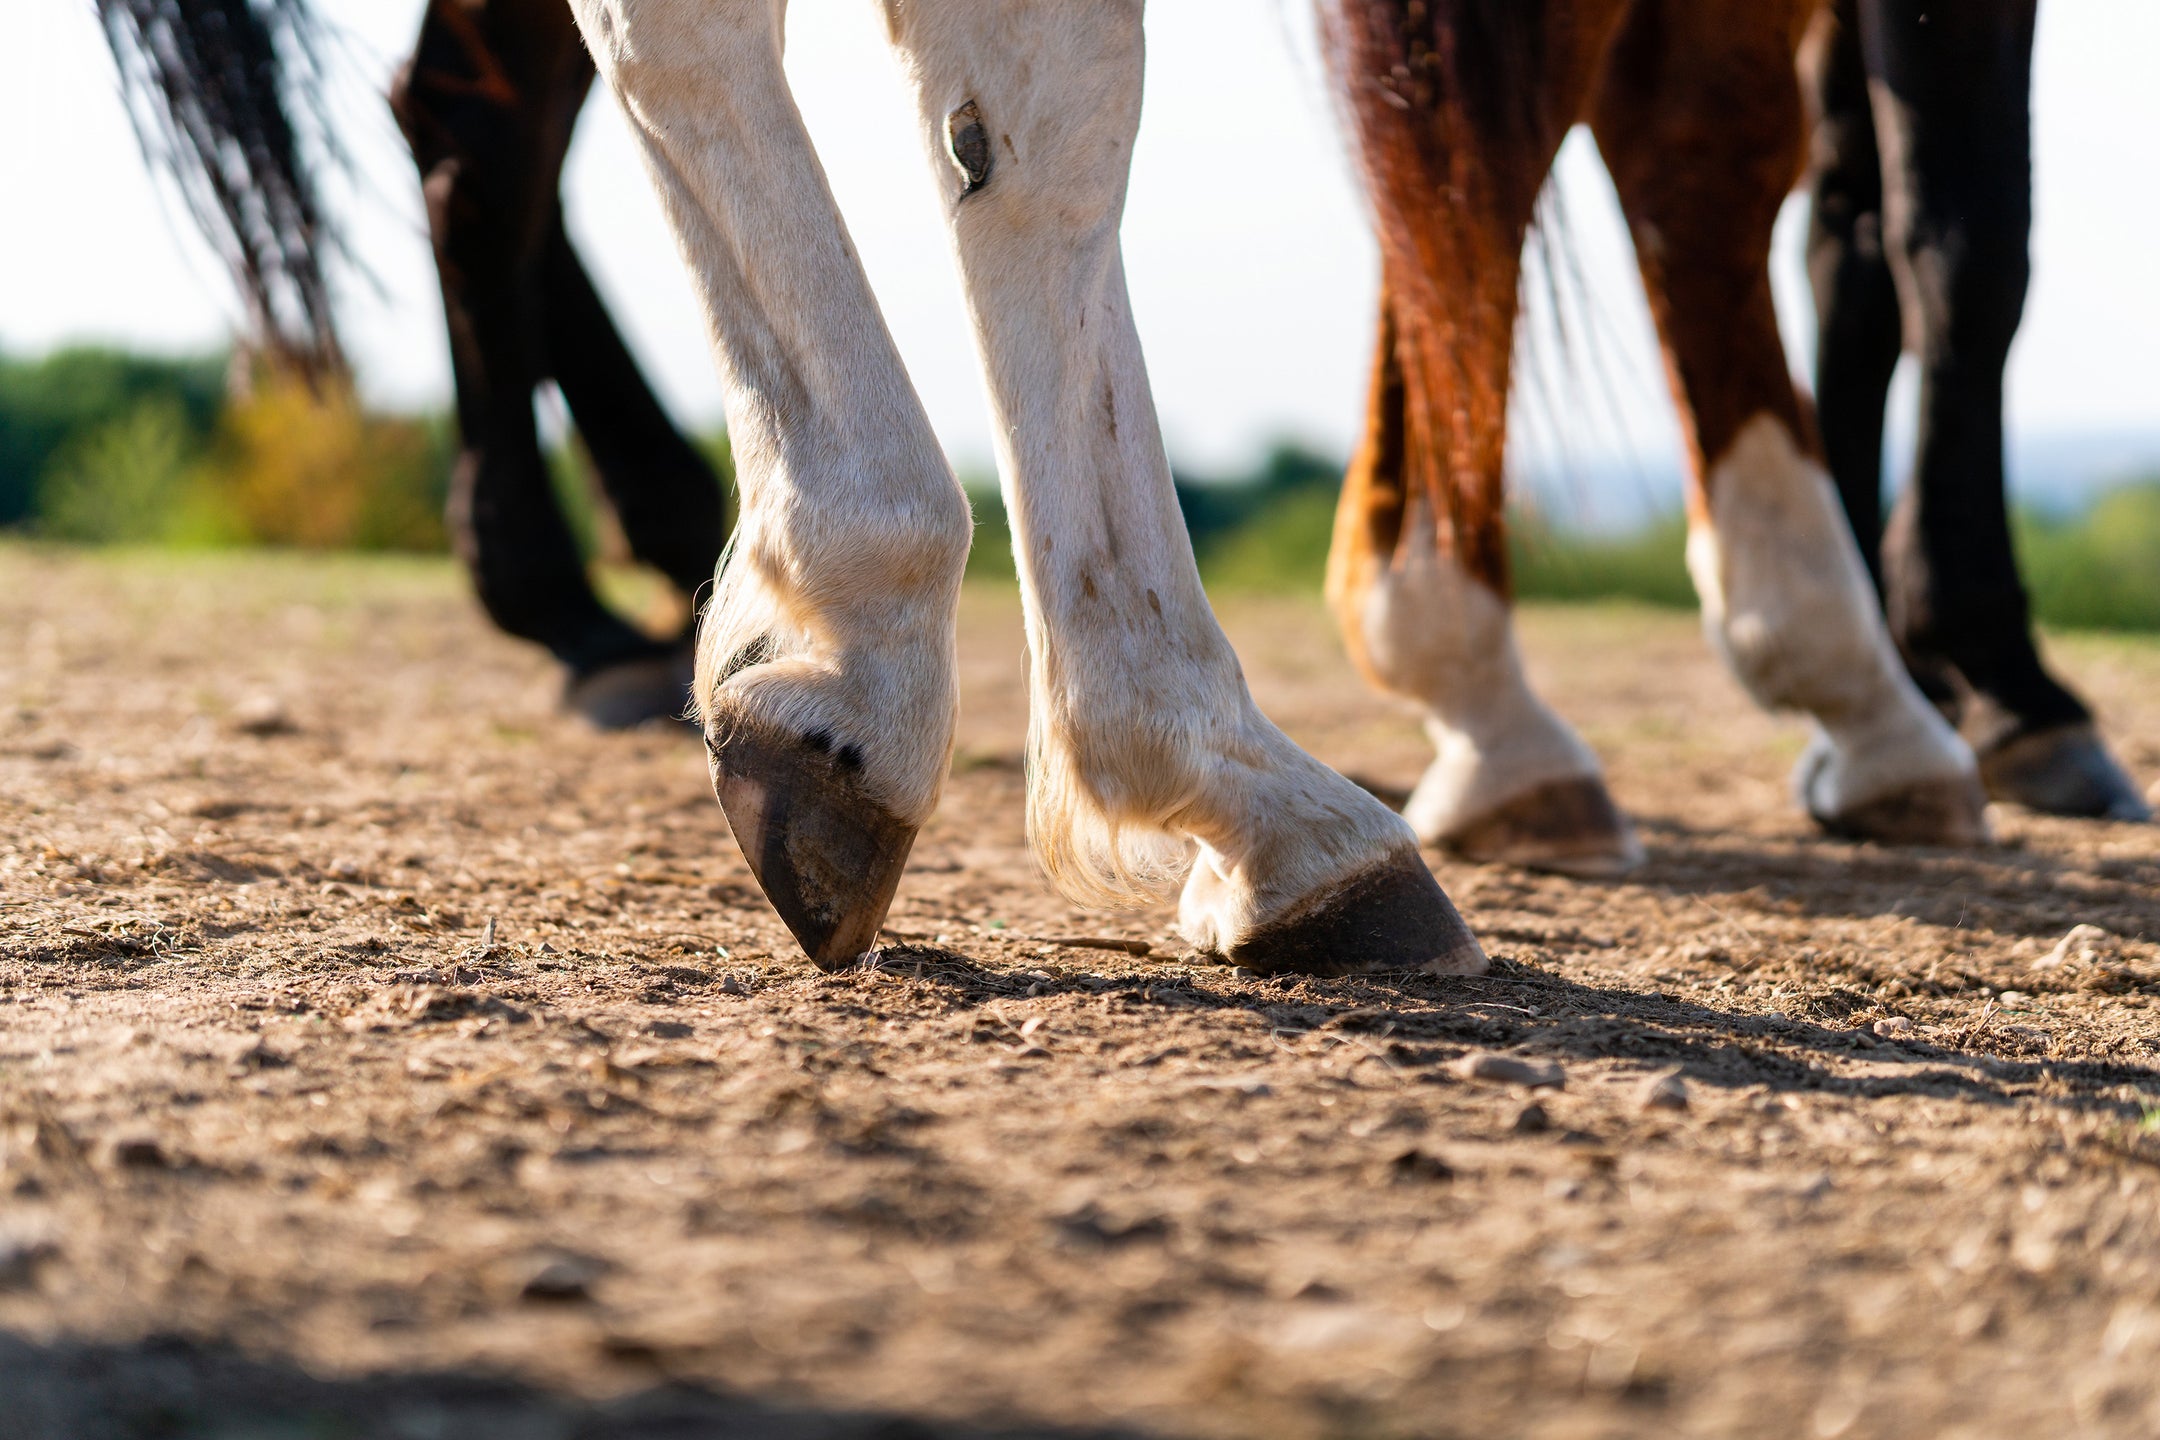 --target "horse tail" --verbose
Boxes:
[1315,0,1556,592]
[95,0,345,380]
